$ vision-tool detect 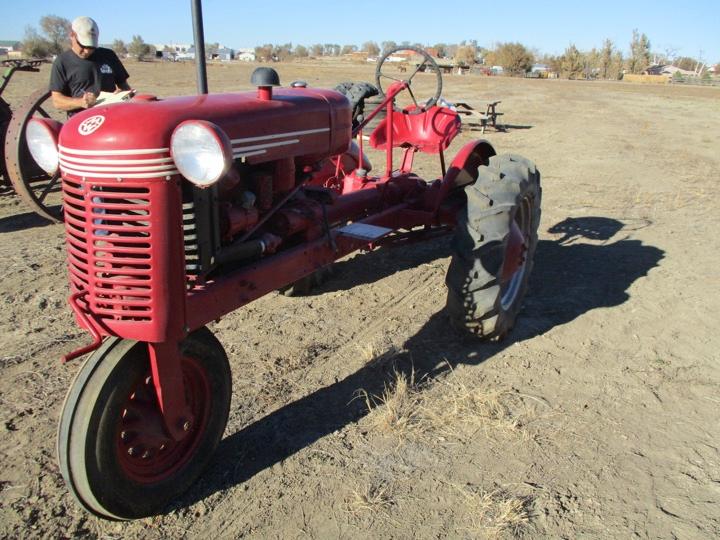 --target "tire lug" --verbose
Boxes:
[142,450,151,459]
[127,446,137,456]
